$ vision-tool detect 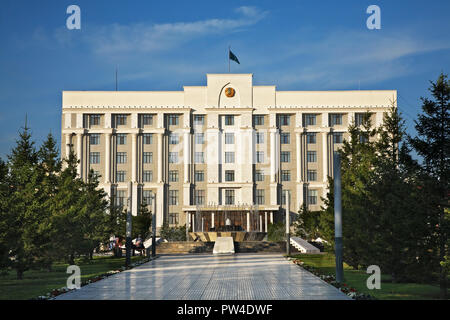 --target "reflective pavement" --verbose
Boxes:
[55,253,350,300]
